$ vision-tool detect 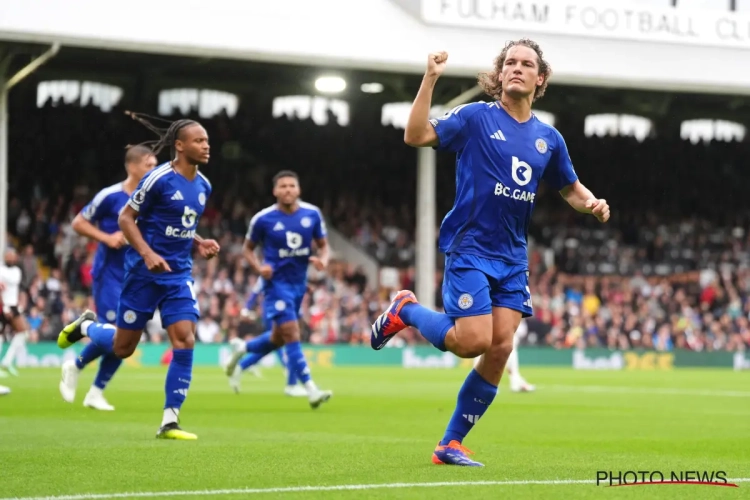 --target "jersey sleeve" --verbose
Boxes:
[430,102,484,153]
[542,129,579,191]
[128,169,164,214]
[246,213,266,244]
[80,189,111,224]
[313,210,327,239]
